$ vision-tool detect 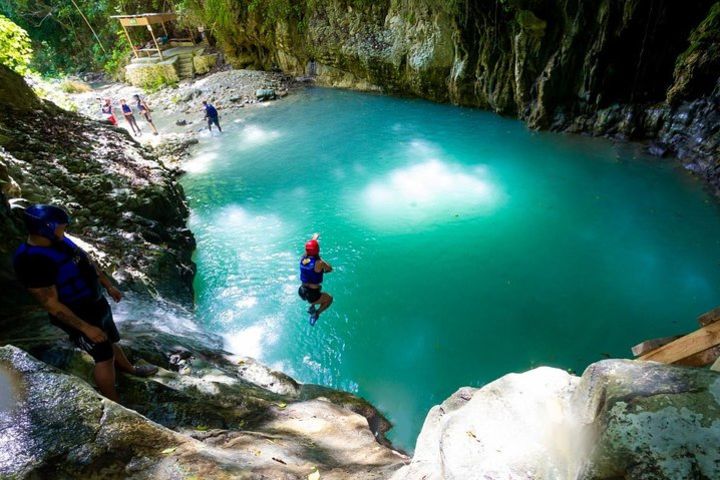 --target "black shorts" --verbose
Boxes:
[50,297,120,363]
[298,285,322,303]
